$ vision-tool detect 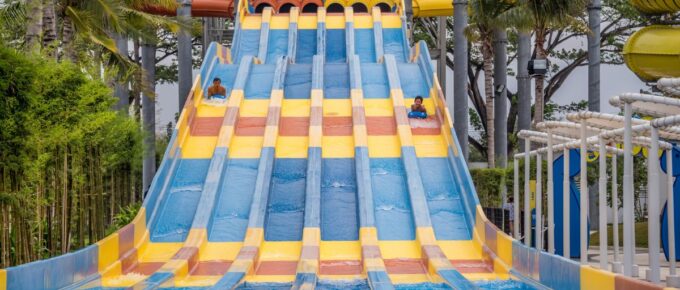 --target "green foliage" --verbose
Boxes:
[106,203,141,236]
[470,168,508,207]
[0,45,143,266]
